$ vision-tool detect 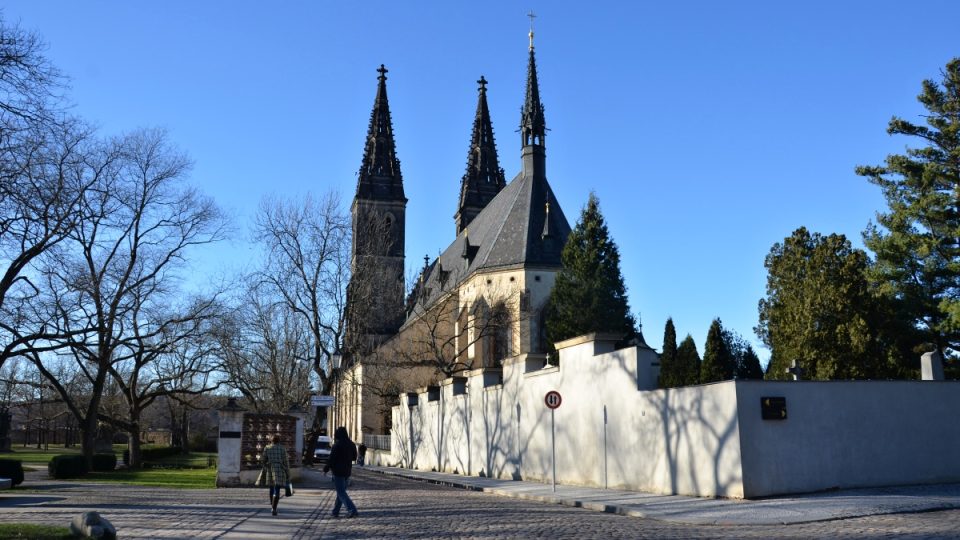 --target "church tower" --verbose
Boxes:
[454,76,506,235]
[349,65,406,342]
